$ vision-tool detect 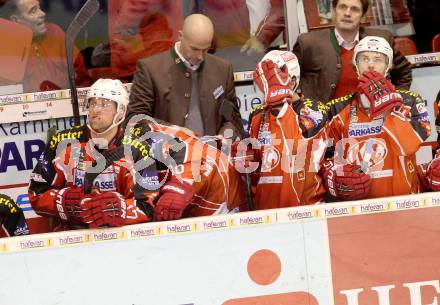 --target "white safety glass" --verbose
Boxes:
[87,98,116,110]
[358,55,386,65]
